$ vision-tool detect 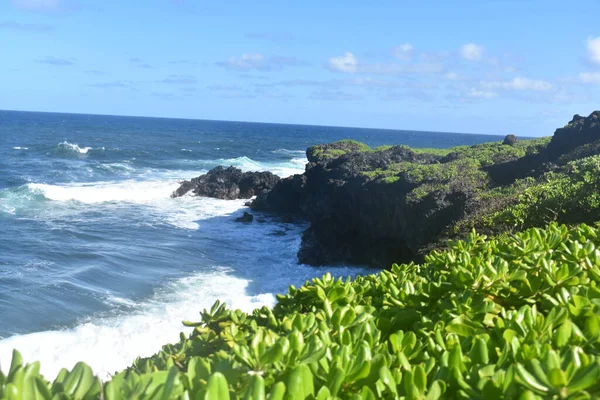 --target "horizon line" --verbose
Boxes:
[0,108,514,138]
